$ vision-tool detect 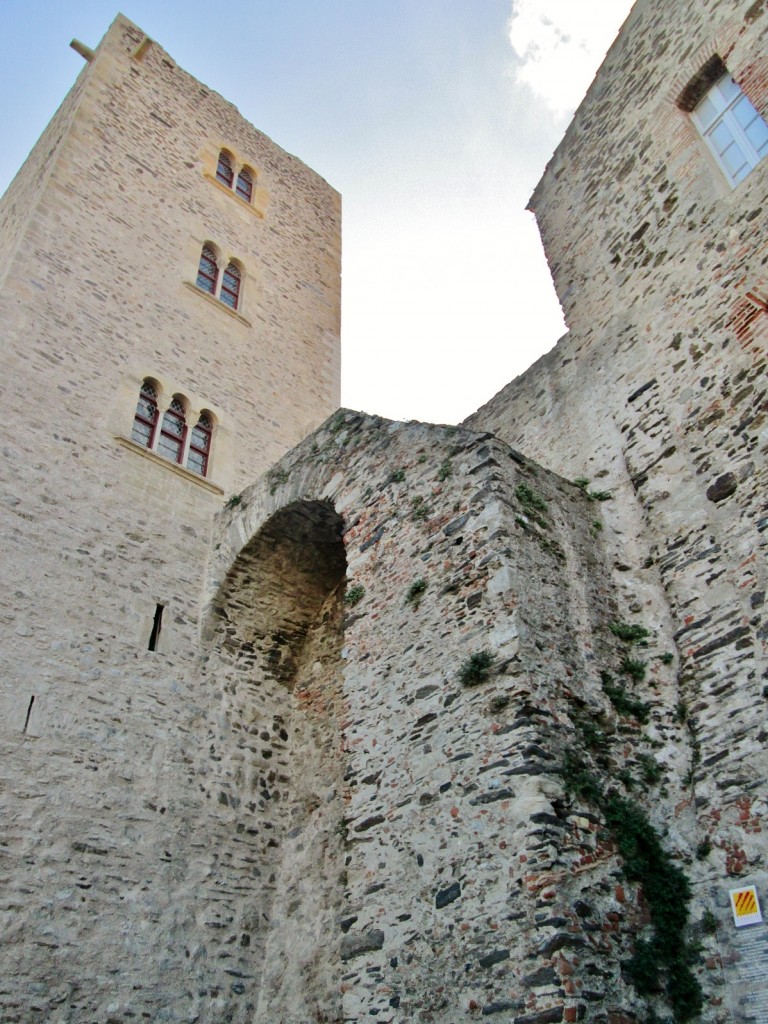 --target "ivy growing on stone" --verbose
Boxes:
[559,755,703,1022]
[411,495,430,521]
[268,468,290,494]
